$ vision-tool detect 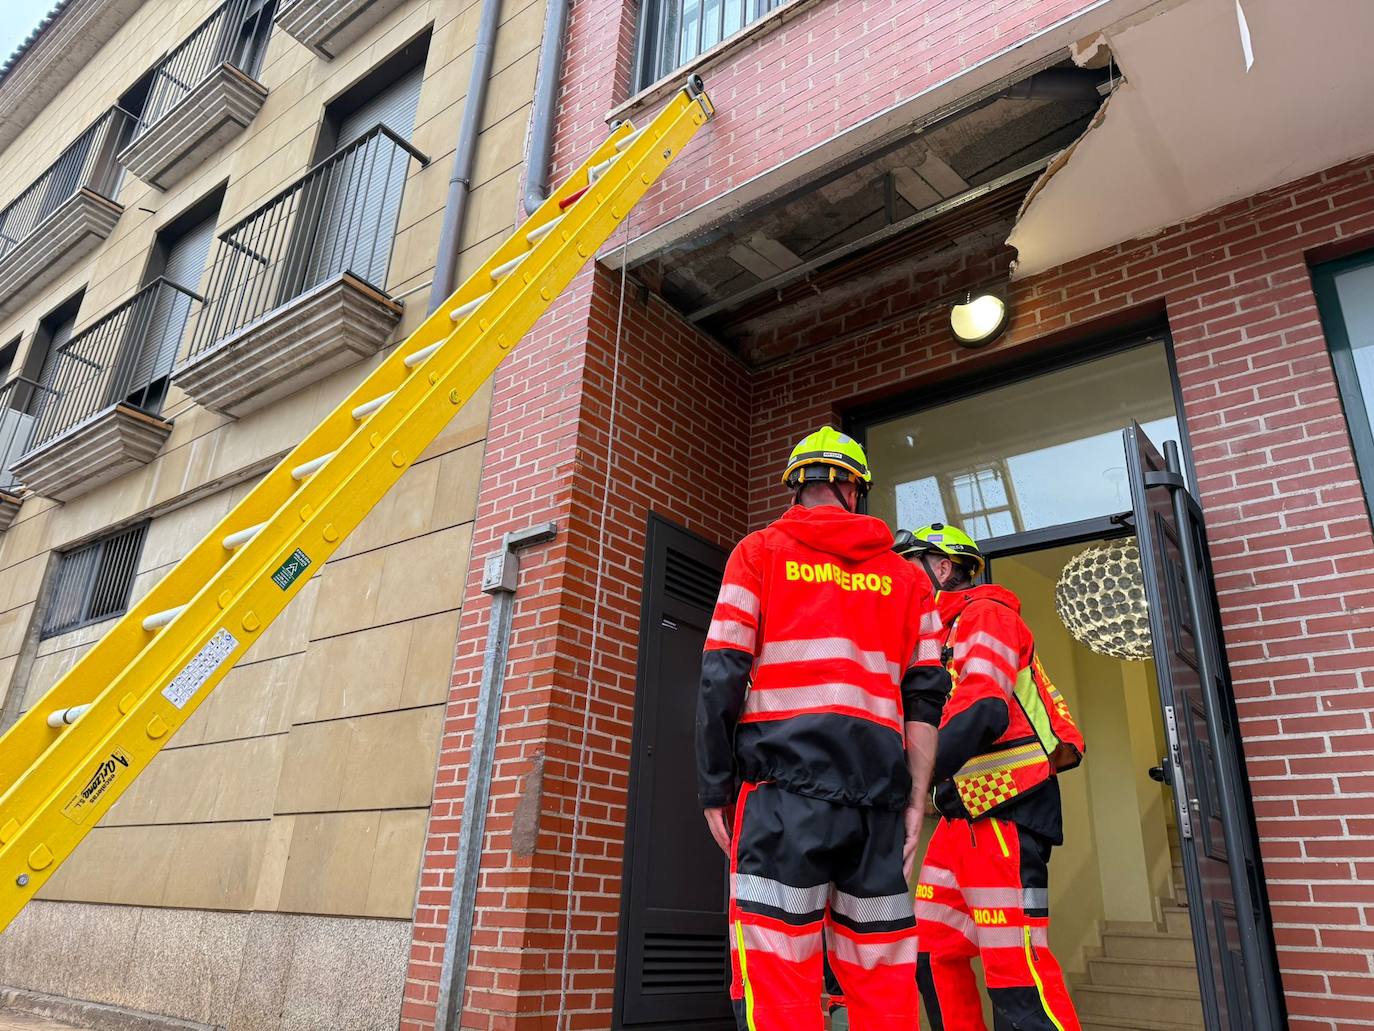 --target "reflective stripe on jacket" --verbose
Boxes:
[696,504,950,810]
